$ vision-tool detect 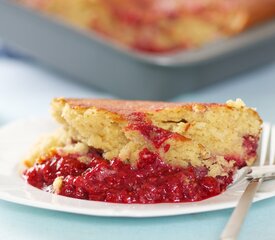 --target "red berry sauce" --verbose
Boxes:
[127,112,187,149]
[243,135,259,158]
[225,135,259,168]
[24,148,233,203]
